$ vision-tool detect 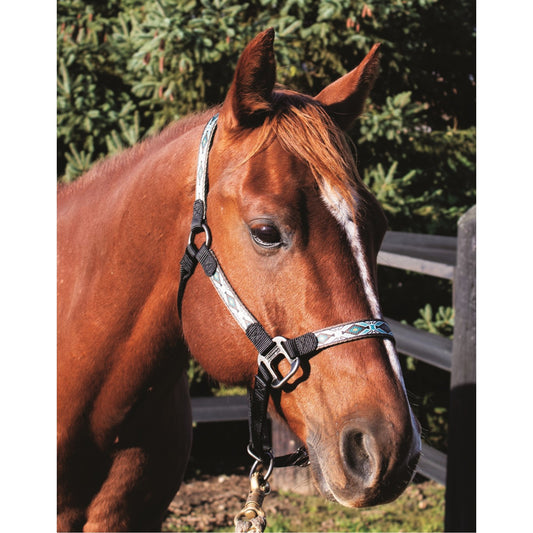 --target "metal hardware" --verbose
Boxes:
[247,446,274,482]
[234,471,270,531]
[258,336,300,389]
[188,223,212,249]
